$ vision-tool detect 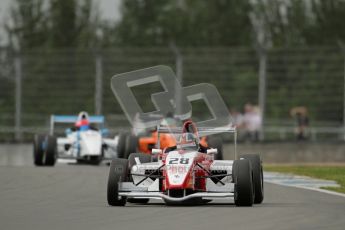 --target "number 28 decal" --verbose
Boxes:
[168,158,190,165]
